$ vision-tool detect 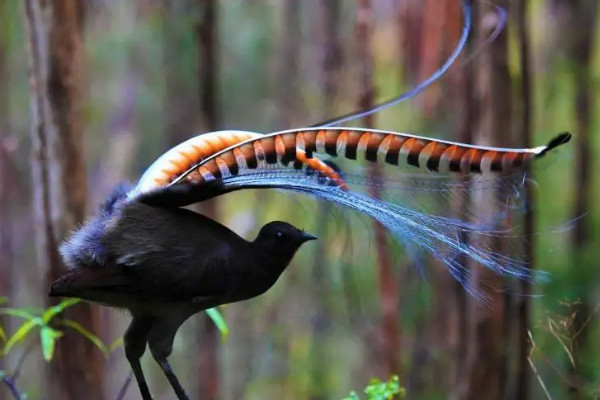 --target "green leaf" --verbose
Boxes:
[364,376,403,400]
[0,297,7,305]
[0,323,6,343]
[342,391,361,400]
[206,308,229,338]
[59,319,108,358]
[0,308,37,321]
[345,376,404,400]
[3,318,40,355]
[42,299,80,324]
[40,326,63,361]
[109,337,124,353]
